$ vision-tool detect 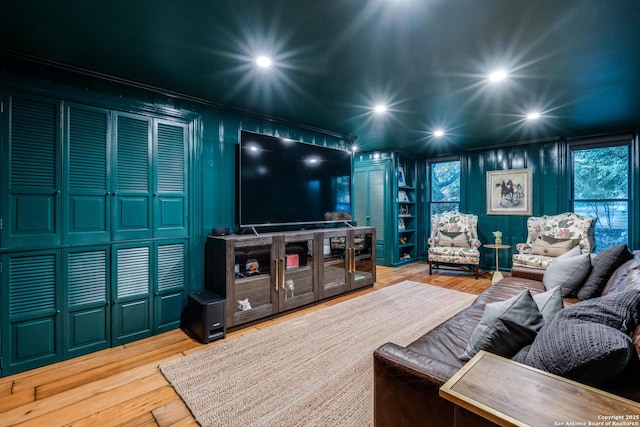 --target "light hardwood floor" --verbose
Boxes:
[0,261,491,427]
